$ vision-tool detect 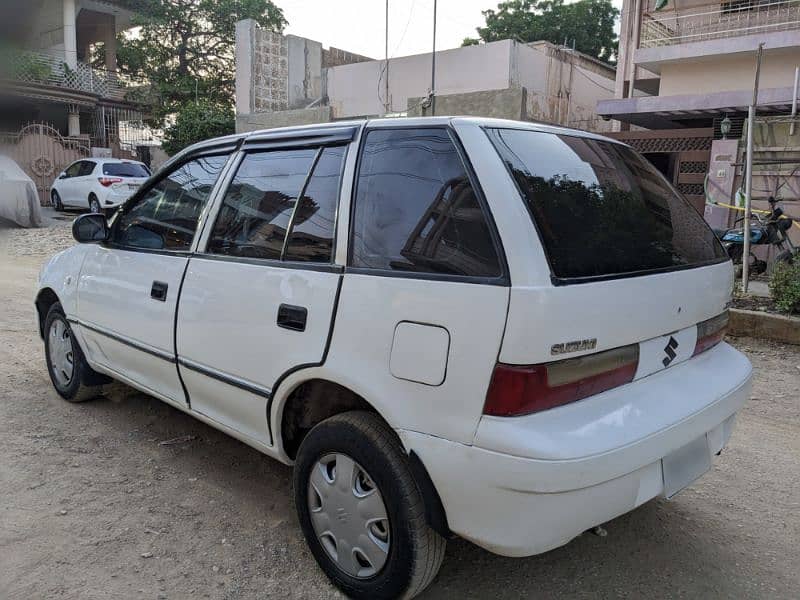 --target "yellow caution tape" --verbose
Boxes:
[708,200,800,230]
[703,174,800,229]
